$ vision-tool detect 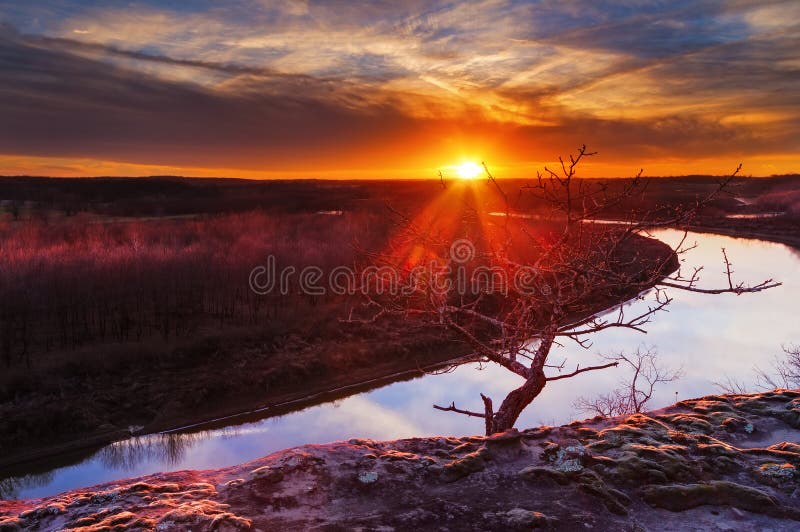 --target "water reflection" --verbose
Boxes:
[97,432,205,471]
[3,230,799,500]
[725,212,784,219]
[0,472,54,500]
